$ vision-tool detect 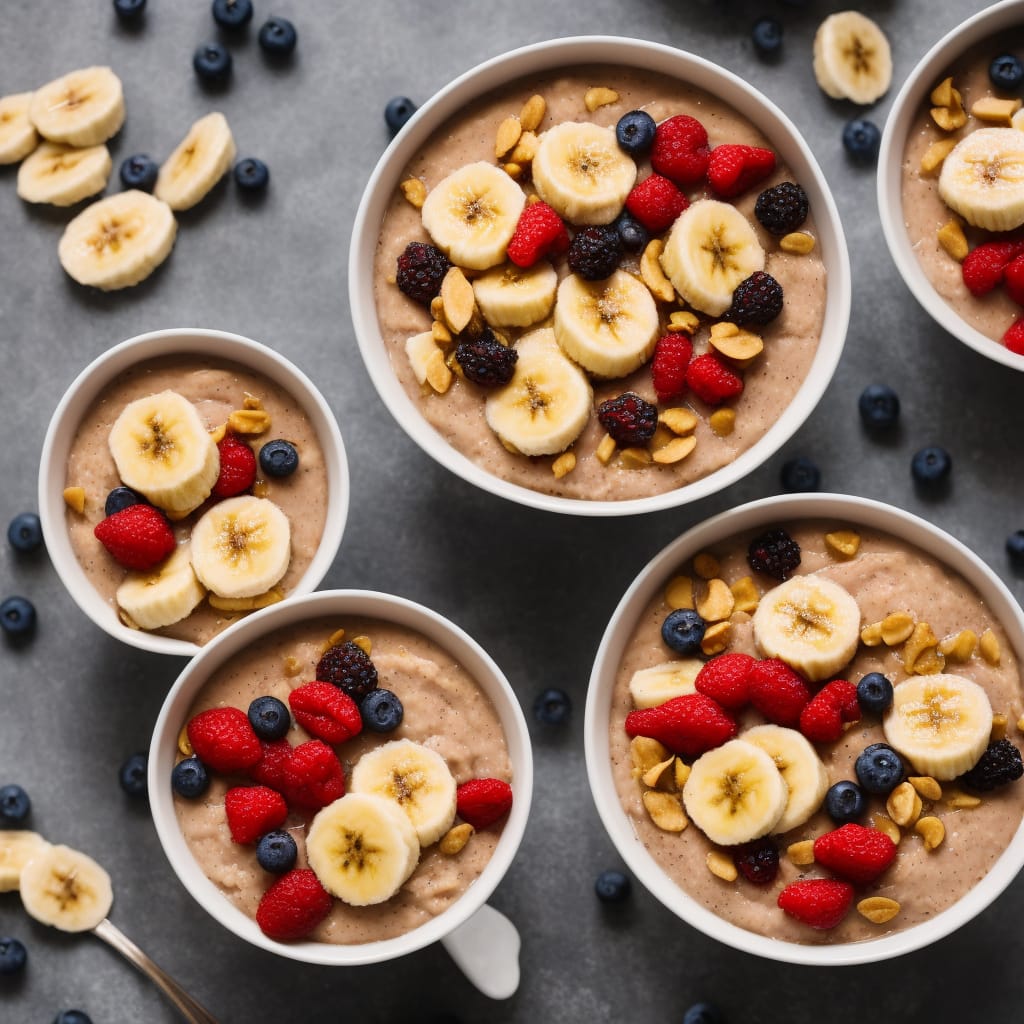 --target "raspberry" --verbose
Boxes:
[799,680,861,743]
[288,682,363,745]
[316,642,378,701]
[282,739,344,810]
[961,239,1024,297]
[650,333,693,403]
[624,173,689,233]
[754,182,809,235]
[694,652,756,711]
[506,201,569,268]
[212,433,257,498]
[722,271,784,325]
[596,392,658,446]
[224,785,288,844]
[813,823,897,885]
[734,838,779,885]
[1005,253,1024,305]
[747,528,801,580]
[684,353,743,406]
[255,868,333,941]
[187,707,262,774]
[777,878,854,930]
[962,739,1024,791]
[624,693,736,758]
[746,659,811,727]
[1004,317,1024,355]
[395,241,450,305]
[249,738,293,791]
[707,144,777,198]
[650,114,710,186]
[567,225,623,280]
[455,328,518,387]
[93,504,176,572]
[455,777,513,829]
